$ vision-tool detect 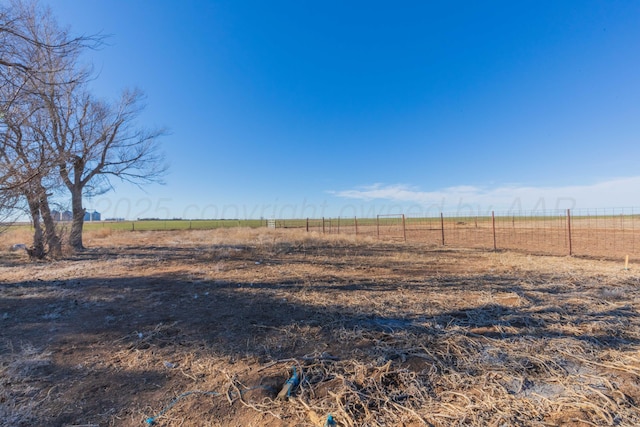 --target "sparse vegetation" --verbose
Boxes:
[1,228,639,426]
